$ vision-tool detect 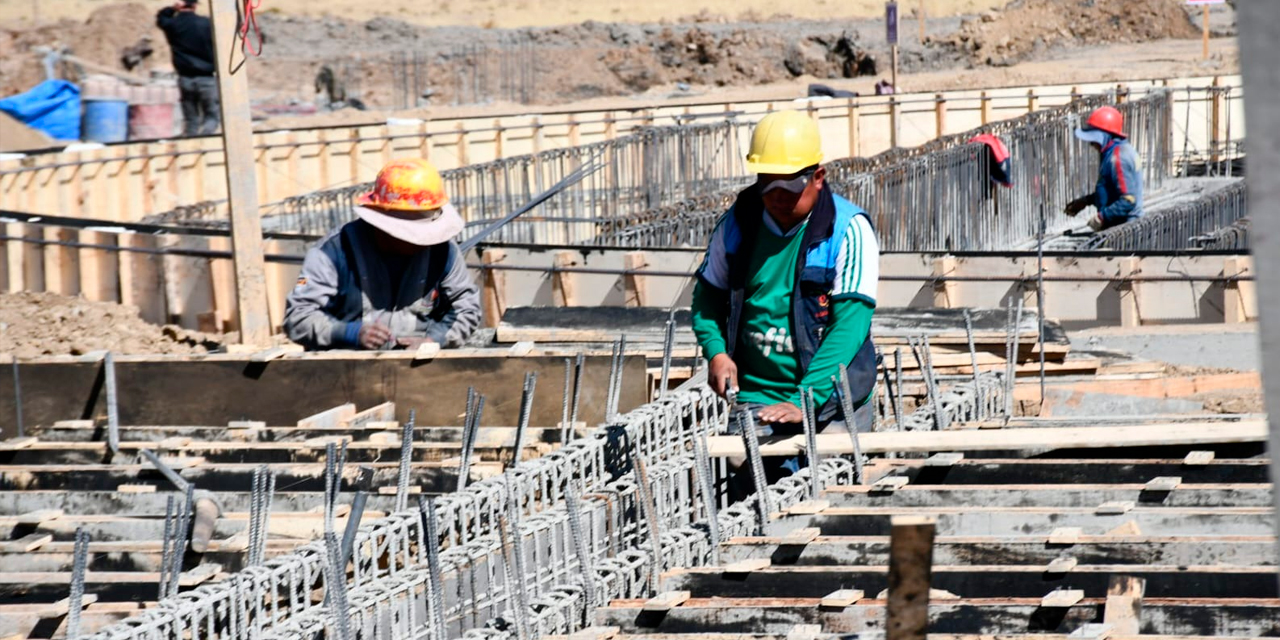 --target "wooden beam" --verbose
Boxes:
[886,515,936,640]
[704,420,1269,458]
[819,588,864,608]
[481,249,507,328]
[932,256,957,308]
[553,250,578,307]
[642,590,690,612]
[296,404,357,429]
[1119,257,1141,328]
[209,0,271,346]
[623,251,651,308]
